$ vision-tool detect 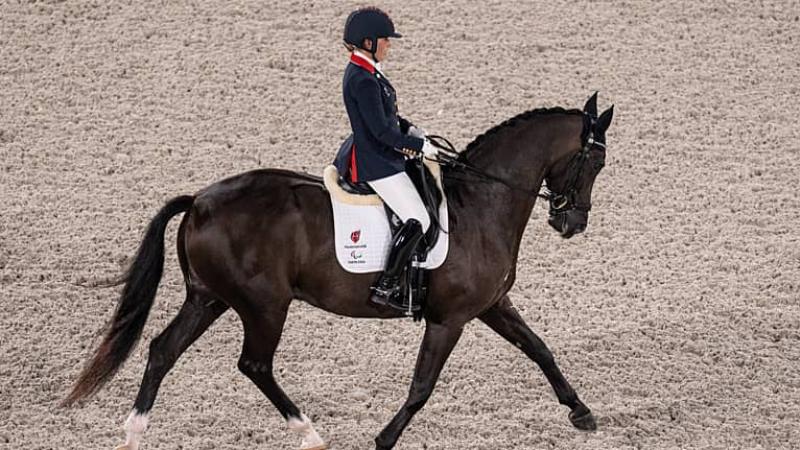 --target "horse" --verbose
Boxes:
[64,93,614,450]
